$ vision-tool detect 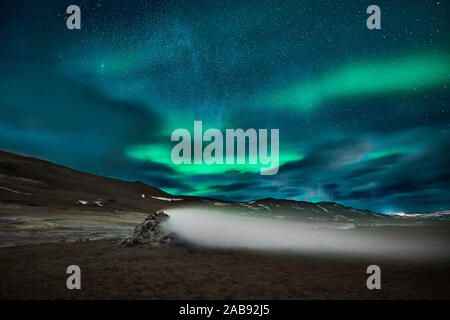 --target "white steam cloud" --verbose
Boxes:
[161,208,448,258]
